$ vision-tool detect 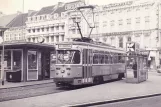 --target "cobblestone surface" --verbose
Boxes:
[0,82,66,102]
